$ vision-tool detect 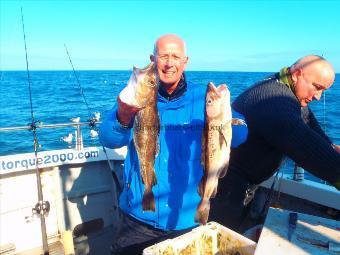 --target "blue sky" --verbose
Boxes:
[1,0,340,72]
